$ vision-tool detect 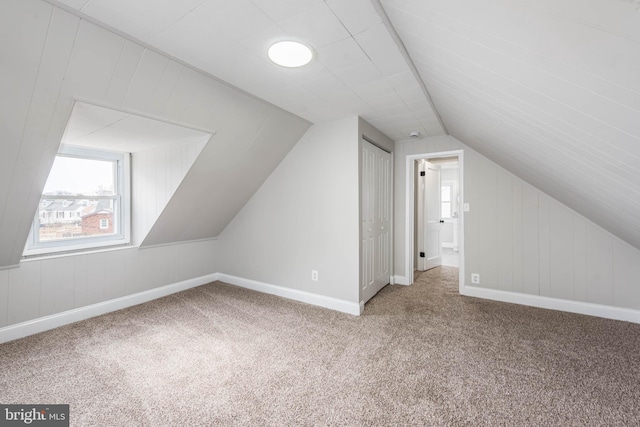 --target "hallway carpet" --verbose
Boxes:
[1,267,639,426]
